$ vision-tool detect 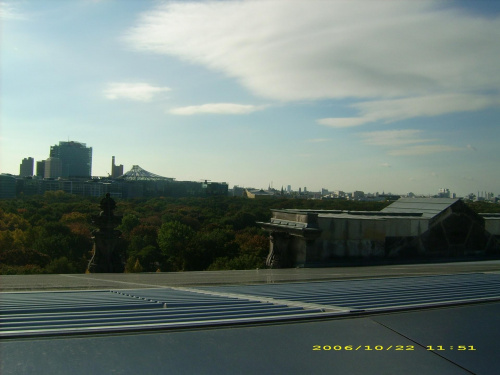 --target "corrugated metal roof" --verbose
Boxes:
[201,273,500,311]
[0,288,325,338]
[2,273,499,339]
